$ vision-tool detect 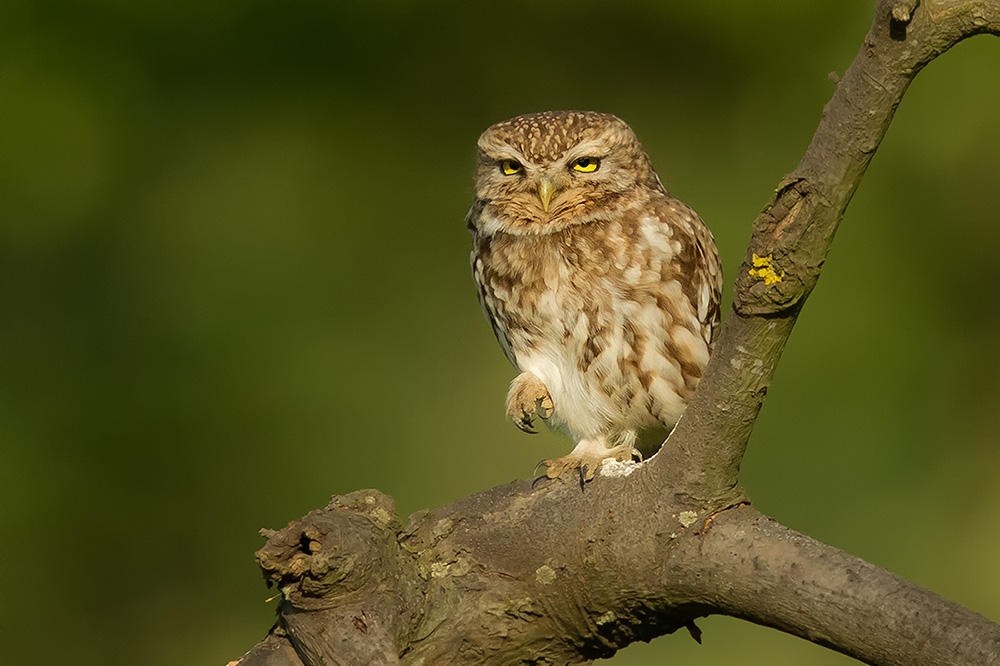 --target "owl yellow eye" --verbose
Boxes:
[500,159,523,176]
[571,157,600,173]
